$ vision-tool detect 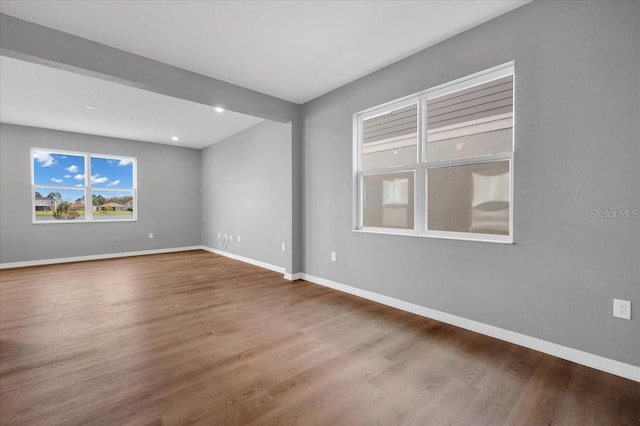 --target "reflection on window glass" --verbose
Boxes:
[362,104,418,170]
[363,172,414,229]
[428,161,509,235]
[383,177,409,206]
[426,76,513,162]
